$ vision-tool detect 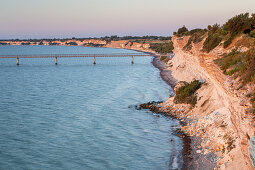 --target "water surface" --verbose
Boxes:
[0,45,183,169]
